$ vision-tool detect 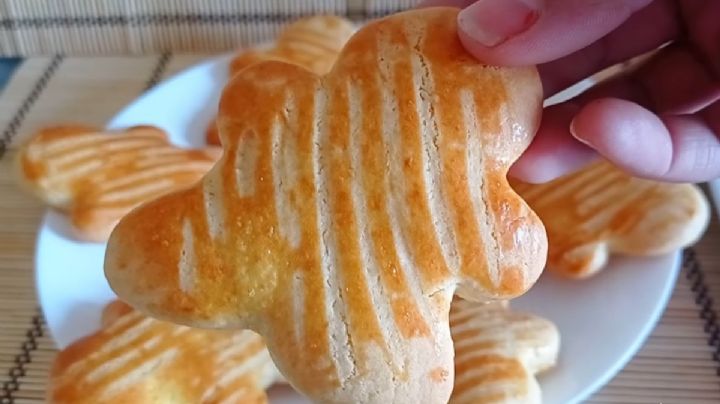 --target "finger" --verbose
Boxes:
[456,0,653,66]
[636,45,720,114]
[578,44,720,114]
[571,98,720,182]
[570,98,673,178]
[660,110,720,182]
[679,0,720,77]
[540,0,720,95]
[510,103,597,183]
[524,41,720,183]
[699,96,720,136]
[422,0,679,97]
[538,0,679,96]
